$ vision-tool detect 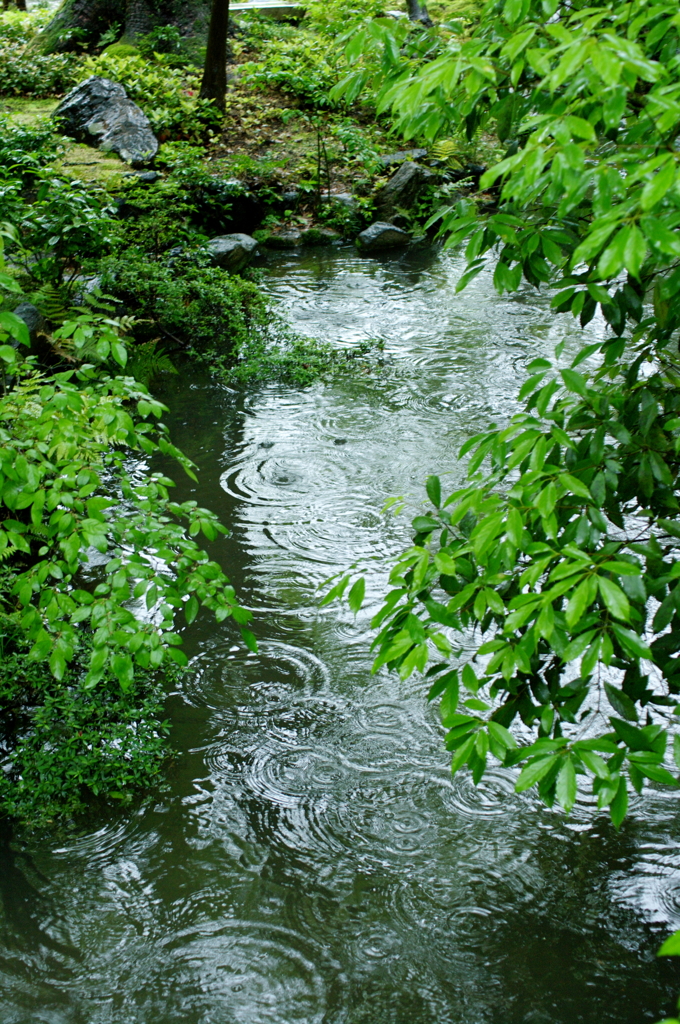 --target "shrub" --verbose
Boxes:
[3,173,114,284]
[0,43,82,96]
[239,34,341,107]
[99,255,270,358]
[0,616,170,825]
[302,0,387,36]
[0,116,63,179]
[0,8,52,45]
[99,253,358,385]
[137,25,182,59]
[109,167,256,253]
